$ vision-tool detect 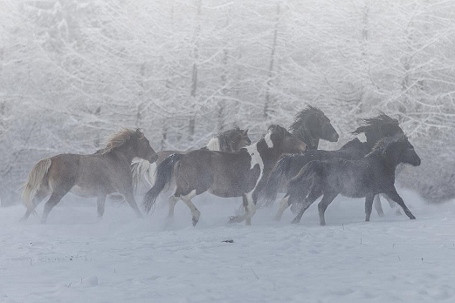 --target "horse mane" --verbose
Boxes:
[367,134,407,157]
[289,105,325,135]
[339,138,363,150]
[352,113,401,135]
[218,126,240,138]
[268,124,289,136]
[100,129,141,155]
